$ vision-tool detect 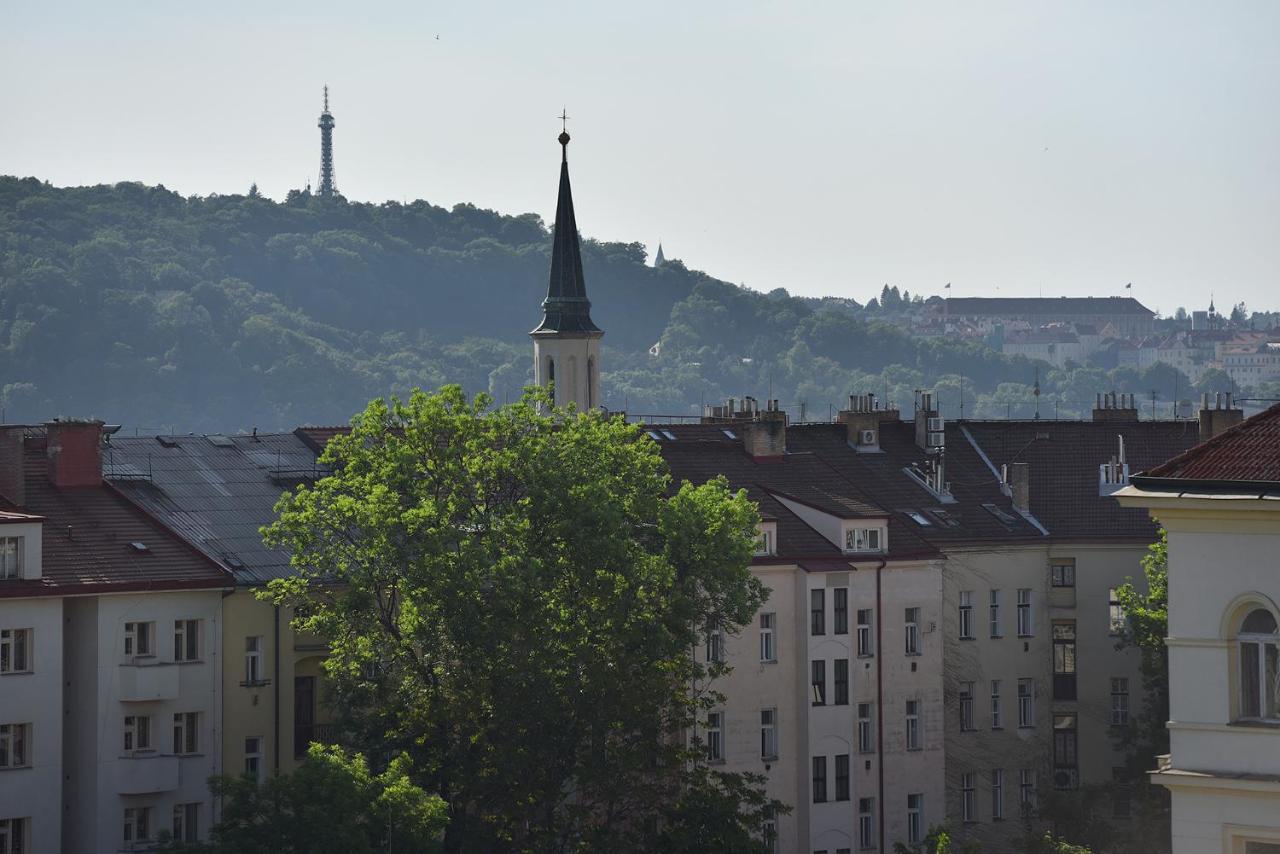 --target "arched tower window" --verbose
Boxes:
[587,357,595,409]
[546,358,555,405]
[1239,608,1279,721]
